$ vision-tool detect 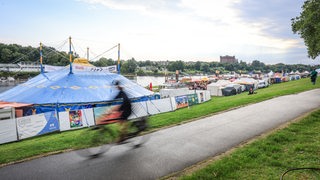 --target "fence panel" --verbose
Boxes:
[146,98,173,115]
[0,118,17,144]
[59,108,95,131]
